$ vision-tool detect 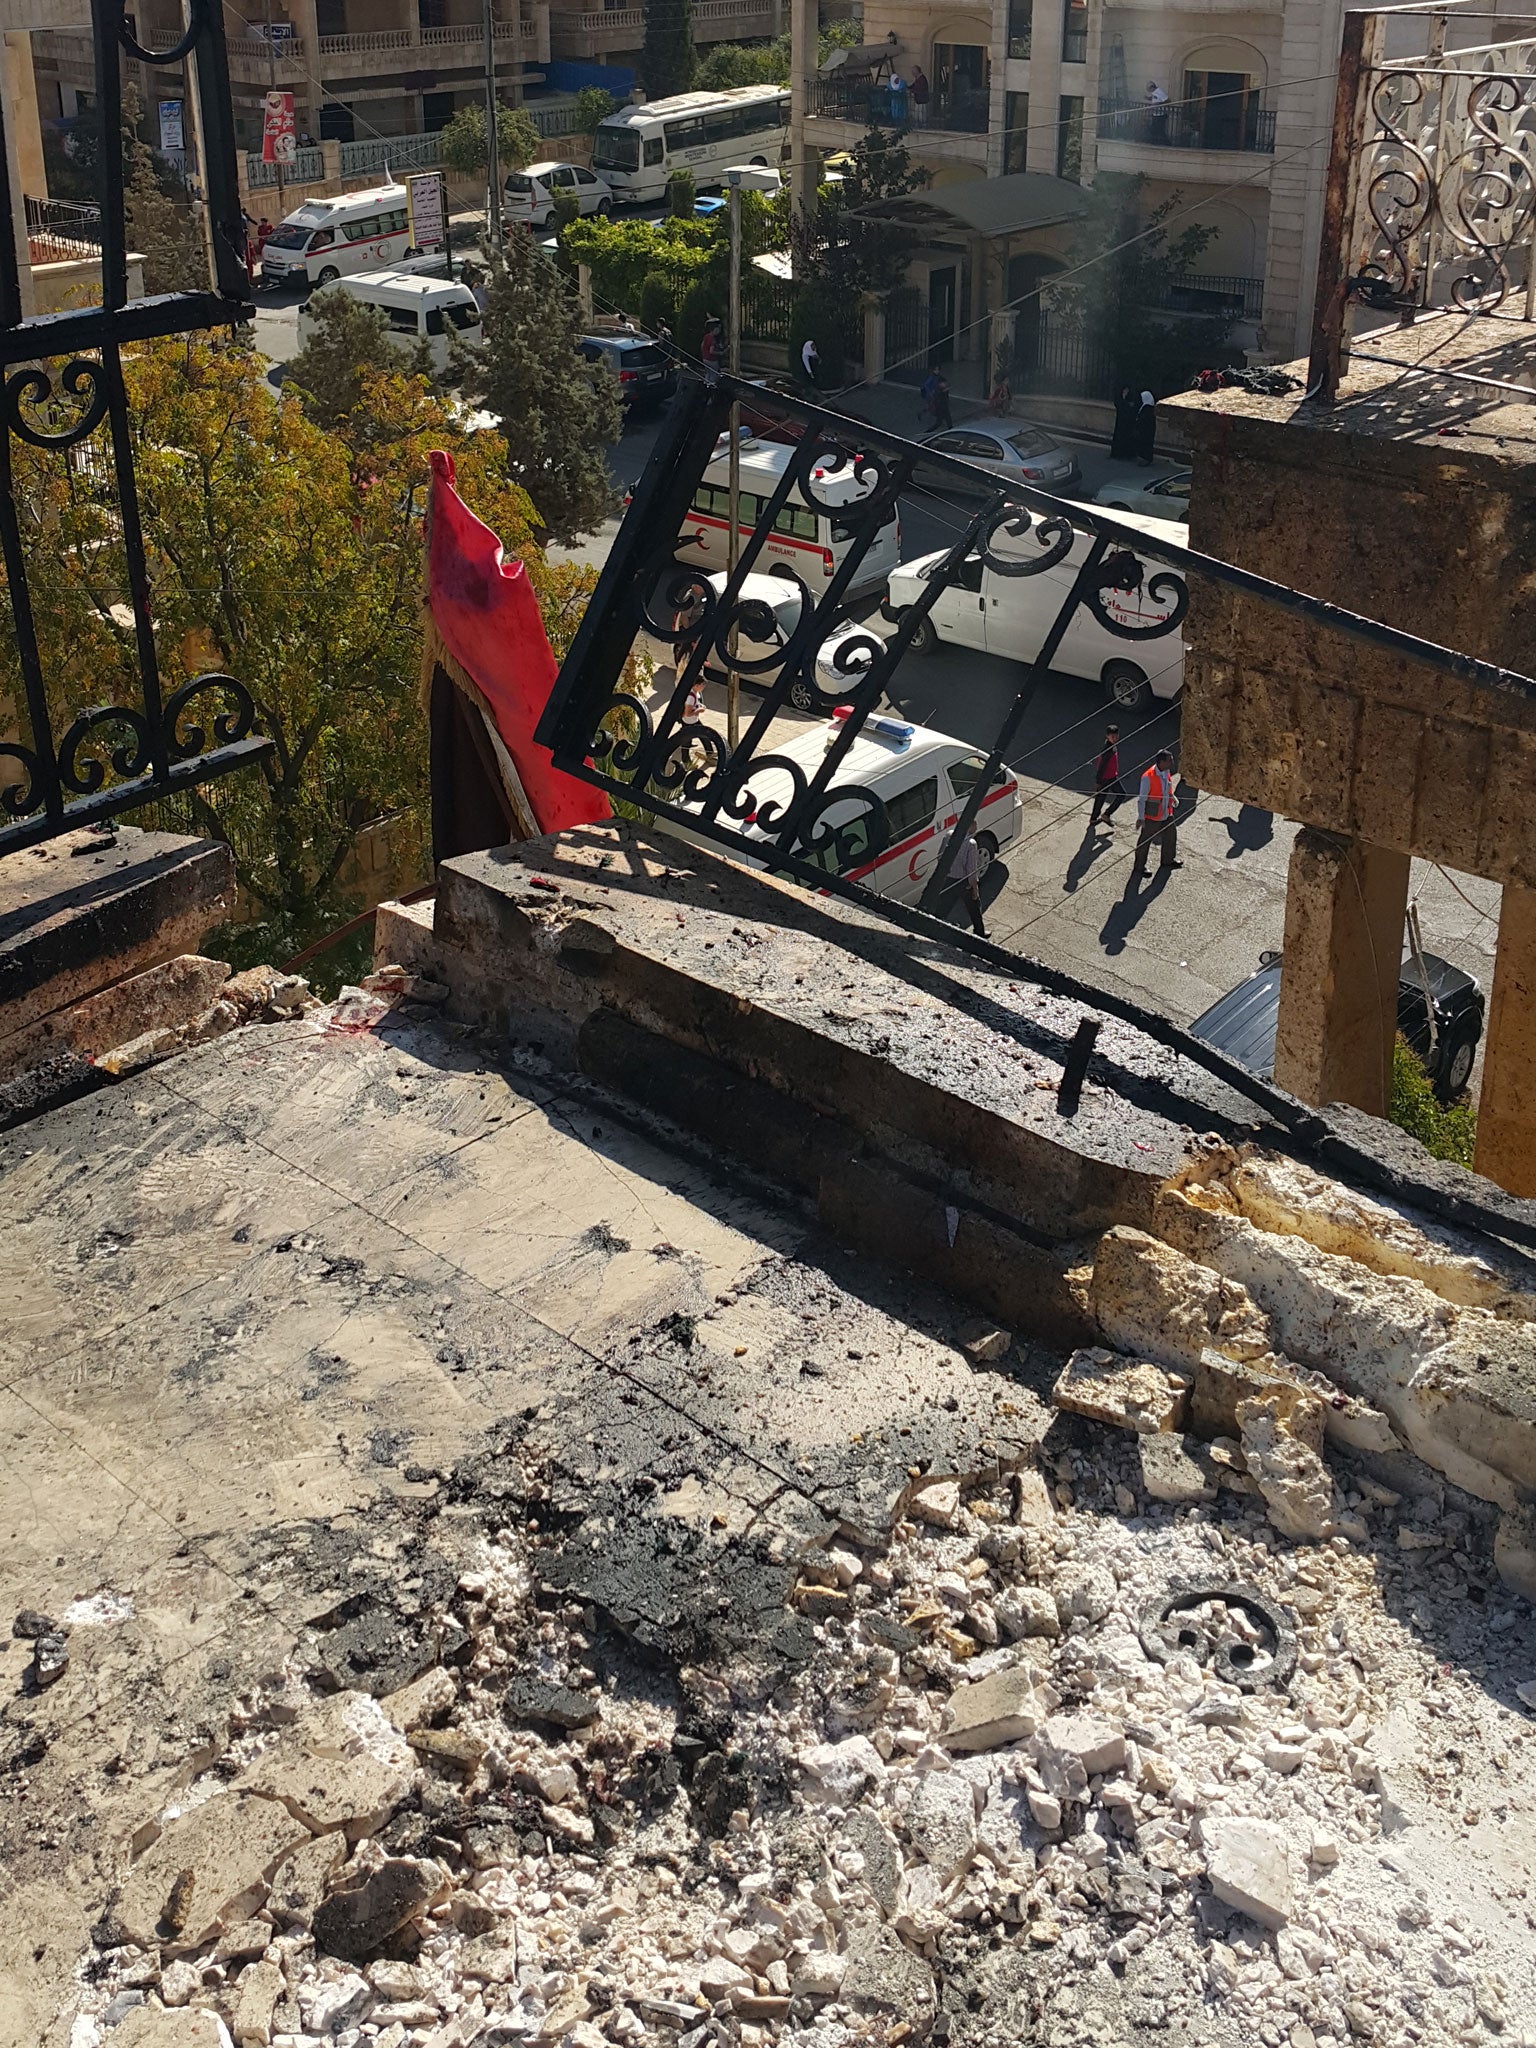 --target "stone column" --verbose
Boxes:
[1273,827,1410,1117]
[787,0,818,231]
[863,296,886,384]
[1473,882,1536,1198]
